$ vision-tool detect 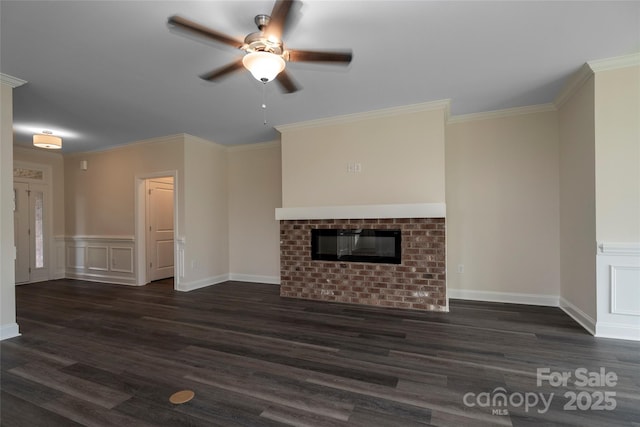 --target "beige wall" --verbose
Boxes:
[64,136,185,236]
[558,76,597,320]
[594,65,640,243]
[228,141,282,281]
[280,106,446,207]
[182,135,229,284]
[1,83,16,332]
[13,146,65,237]
[446,110,561,297]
